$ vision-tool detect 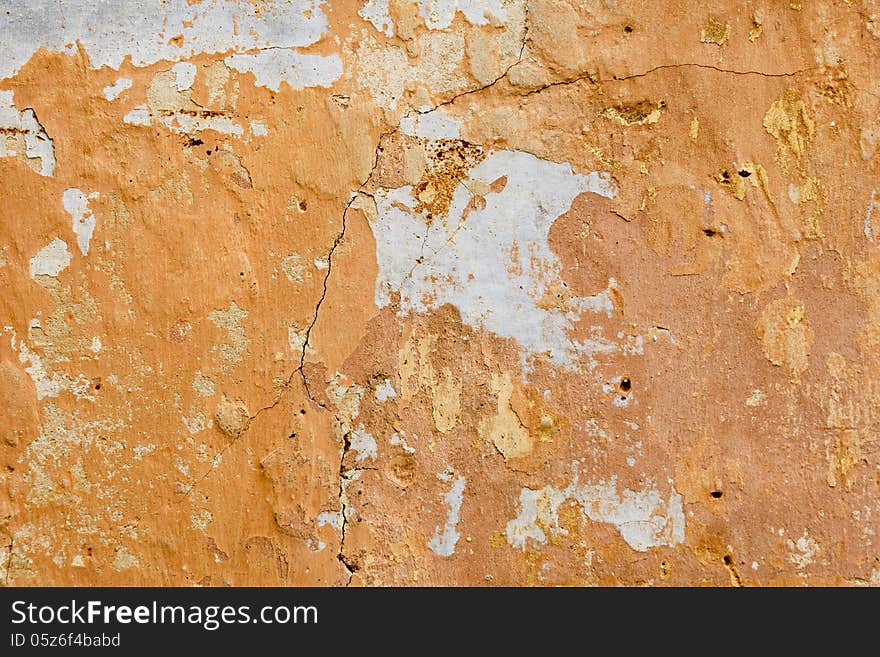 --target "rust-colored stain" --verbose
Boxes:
[1,1,879,587]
